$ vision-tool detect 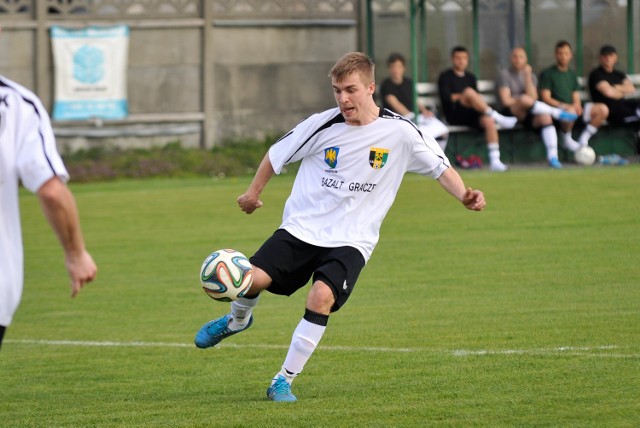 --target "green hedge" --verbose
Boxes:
[63,137,285,182]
